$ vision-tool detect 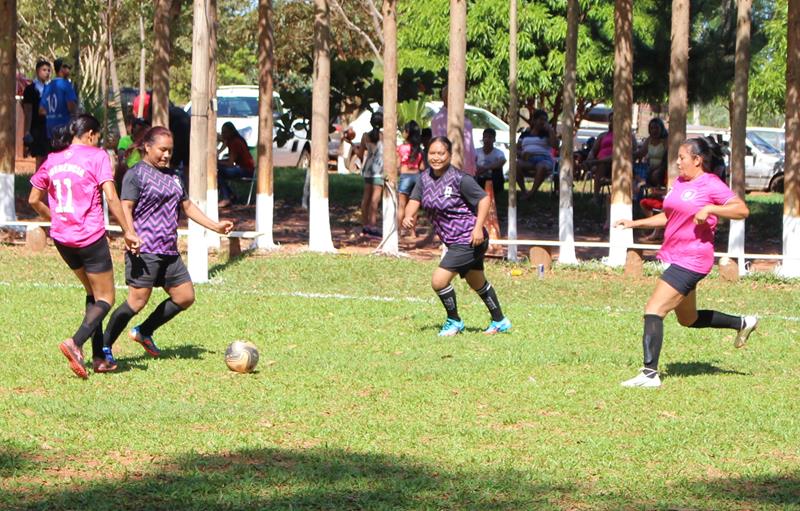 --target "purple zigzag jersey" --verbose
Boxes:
[130,162,186,255]
[420,166,480,246]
